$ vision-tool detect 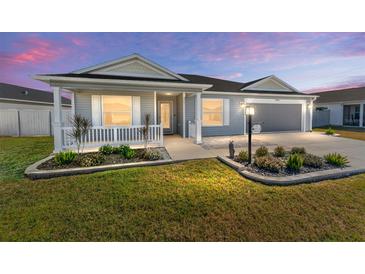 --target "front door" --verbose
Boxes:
[158,101,173,134]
